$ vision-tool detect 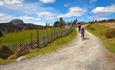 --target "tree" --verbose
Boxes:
[59,17,65,28]
[0,31,3,37]
[45,22,48,28]
[72,18,78,26]
[53,17,66,28]
[0,45,13,59]
[54,21,60,27]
